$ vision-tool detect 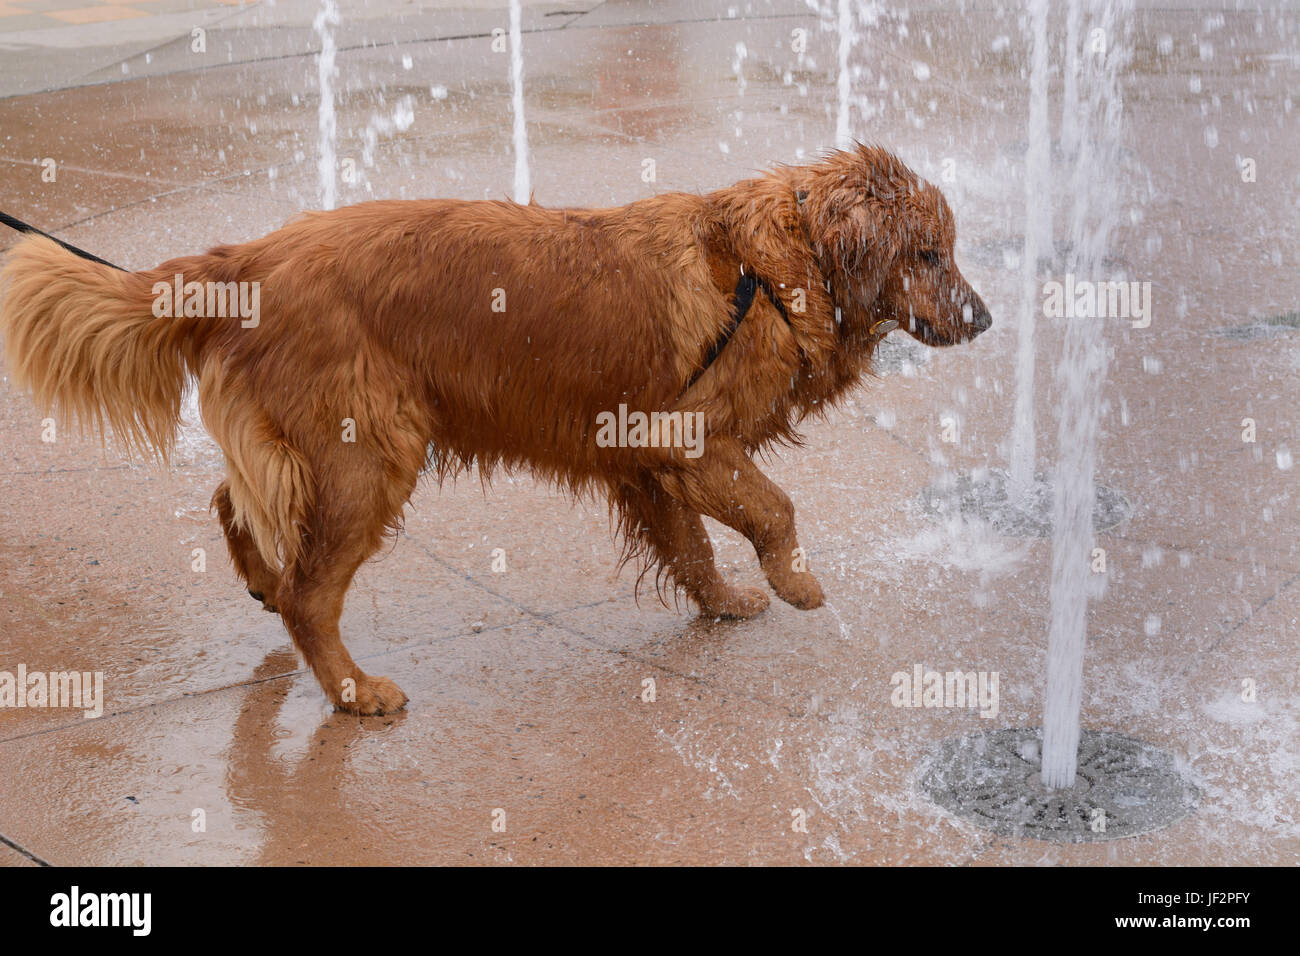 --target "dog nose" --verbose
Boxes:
[966,300,992,335]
